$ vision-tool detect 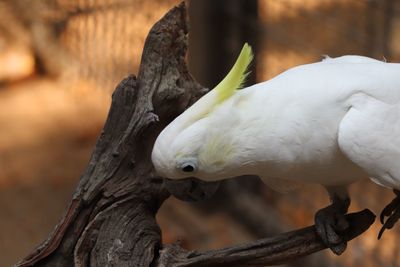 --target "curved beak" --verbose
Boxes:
[163,177,220,202]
